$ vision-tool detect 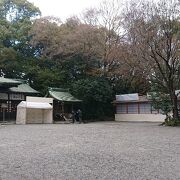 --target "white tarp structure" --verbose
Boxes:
[26,96,53,104]
[116,93,139,101]
[16,101,53,124]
